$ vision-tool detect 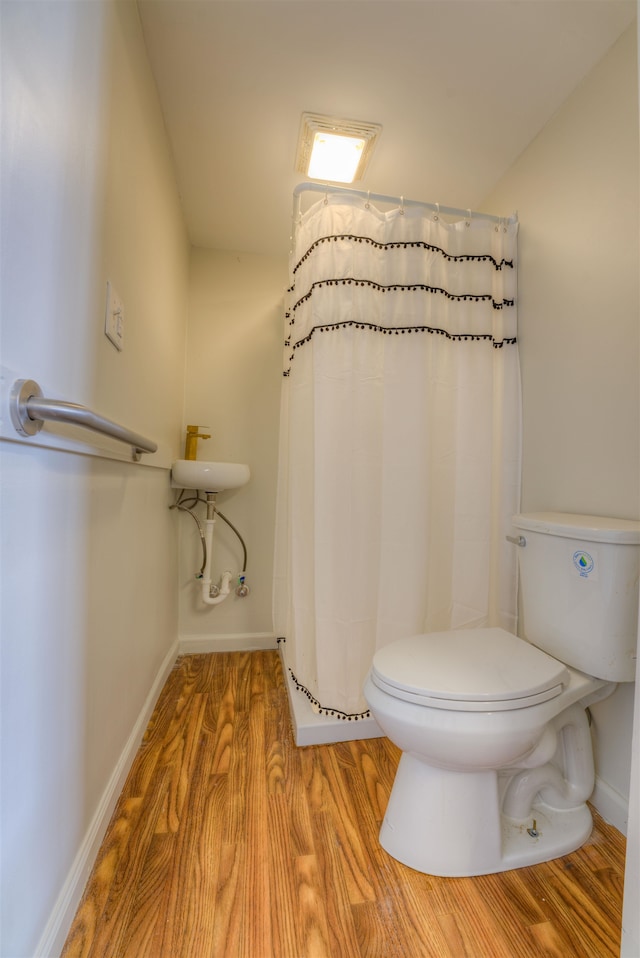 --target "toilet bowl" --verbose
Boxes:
[364,627,613,877]
[364,512,640,877]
